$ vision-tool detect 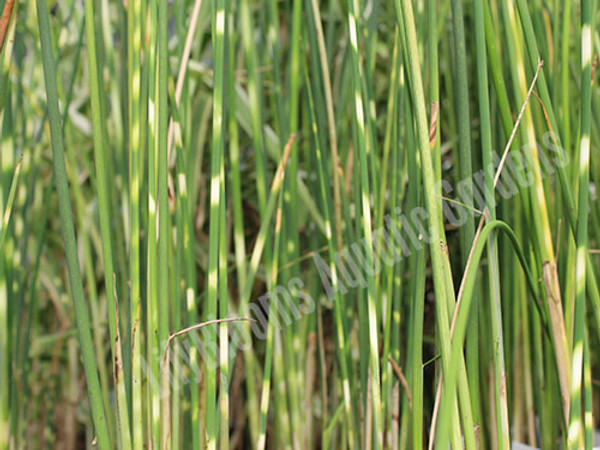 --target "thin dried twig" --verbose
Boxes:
[165,317,256,357]
[493,59,545,188]
[388,357,413,410]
